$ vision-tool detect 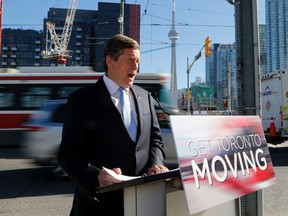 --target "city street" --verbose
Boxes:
[0,145,288,216]
[0,148,74,216]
